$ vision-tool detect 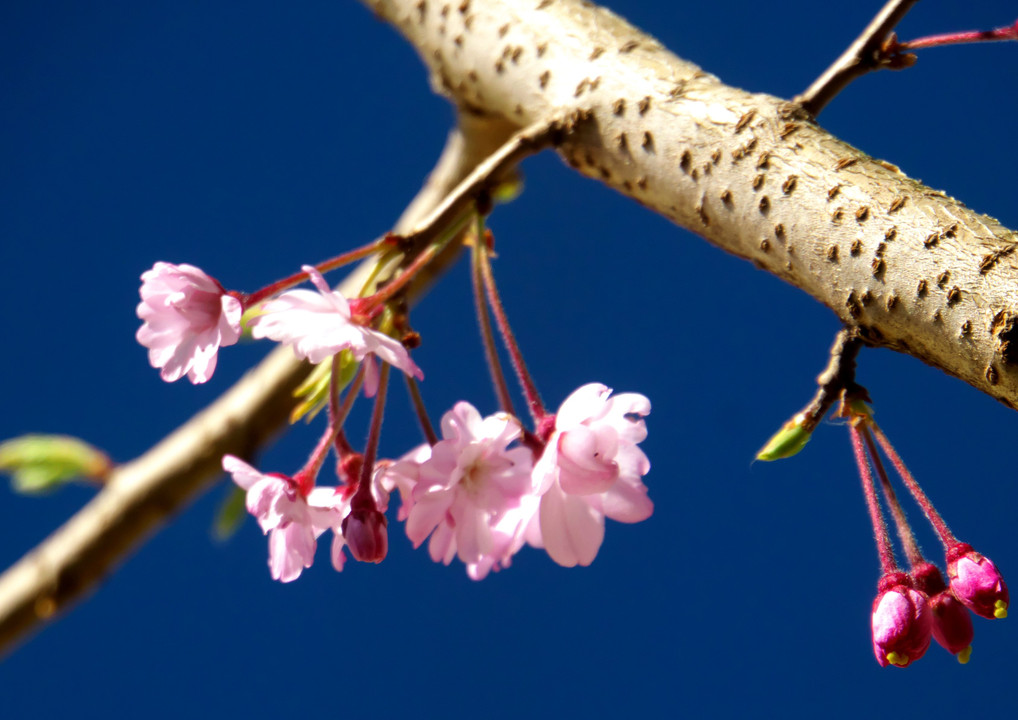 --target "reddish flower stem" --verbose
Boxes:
[242,238,389,308]
[476,229,547,423]
[356,363,390,500]
[295,423,338,497]
[898,20,1018,51]
[861,424,924,568]
[330,359,365,432]
[471,231,516,417]
[869,422,957,548]
[850,422,898,575]
[405,375,438,446]
[360,242,441,312]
